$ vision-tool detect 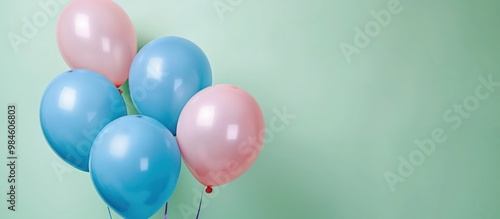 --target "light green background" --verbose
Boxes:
[1,0,500,218]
